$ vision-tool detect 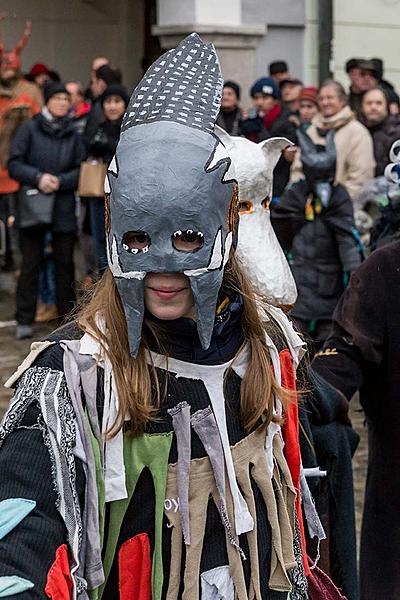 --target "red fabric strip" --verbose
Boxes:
[45,544,73,599]
[279,348,311,577]
[119,533,152,600]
